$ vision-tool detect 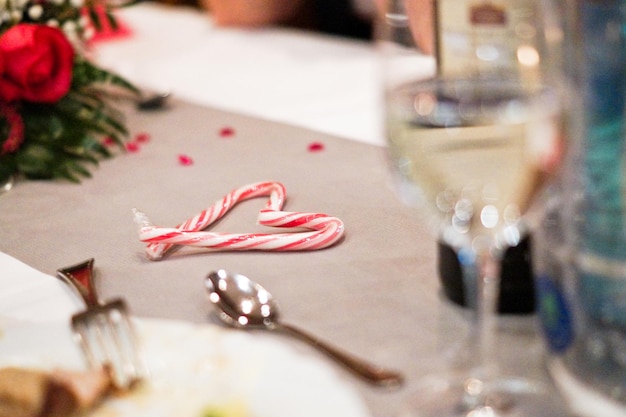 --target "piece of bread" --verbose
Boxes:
[0,367,49,417]
[0,367,112,417]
